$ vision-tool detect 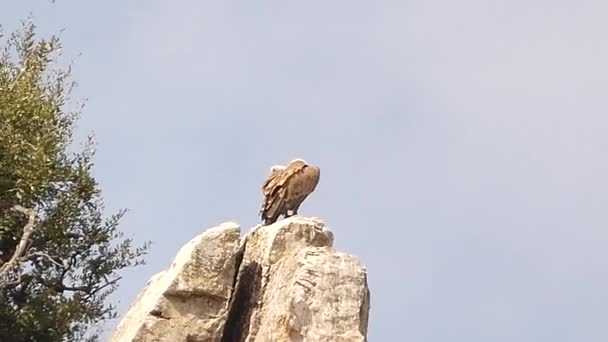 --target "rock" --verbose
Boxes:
[253,246,370,342]
[111,216,370,342]
[221,216,335,342]
[110,222,242,342]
